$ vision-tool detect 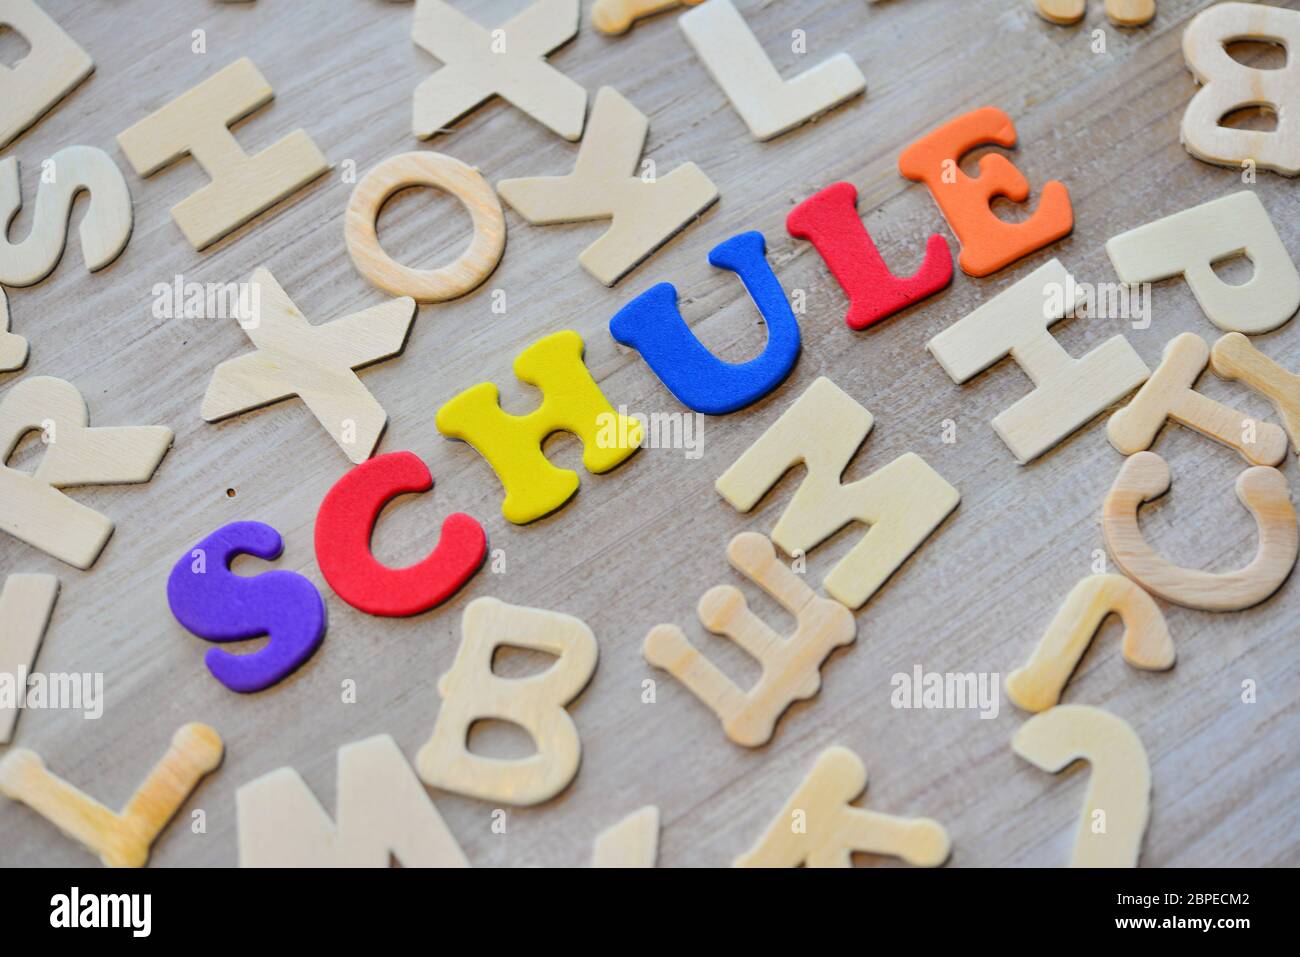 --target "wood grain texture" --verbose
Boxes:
[0,0,1297,868]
